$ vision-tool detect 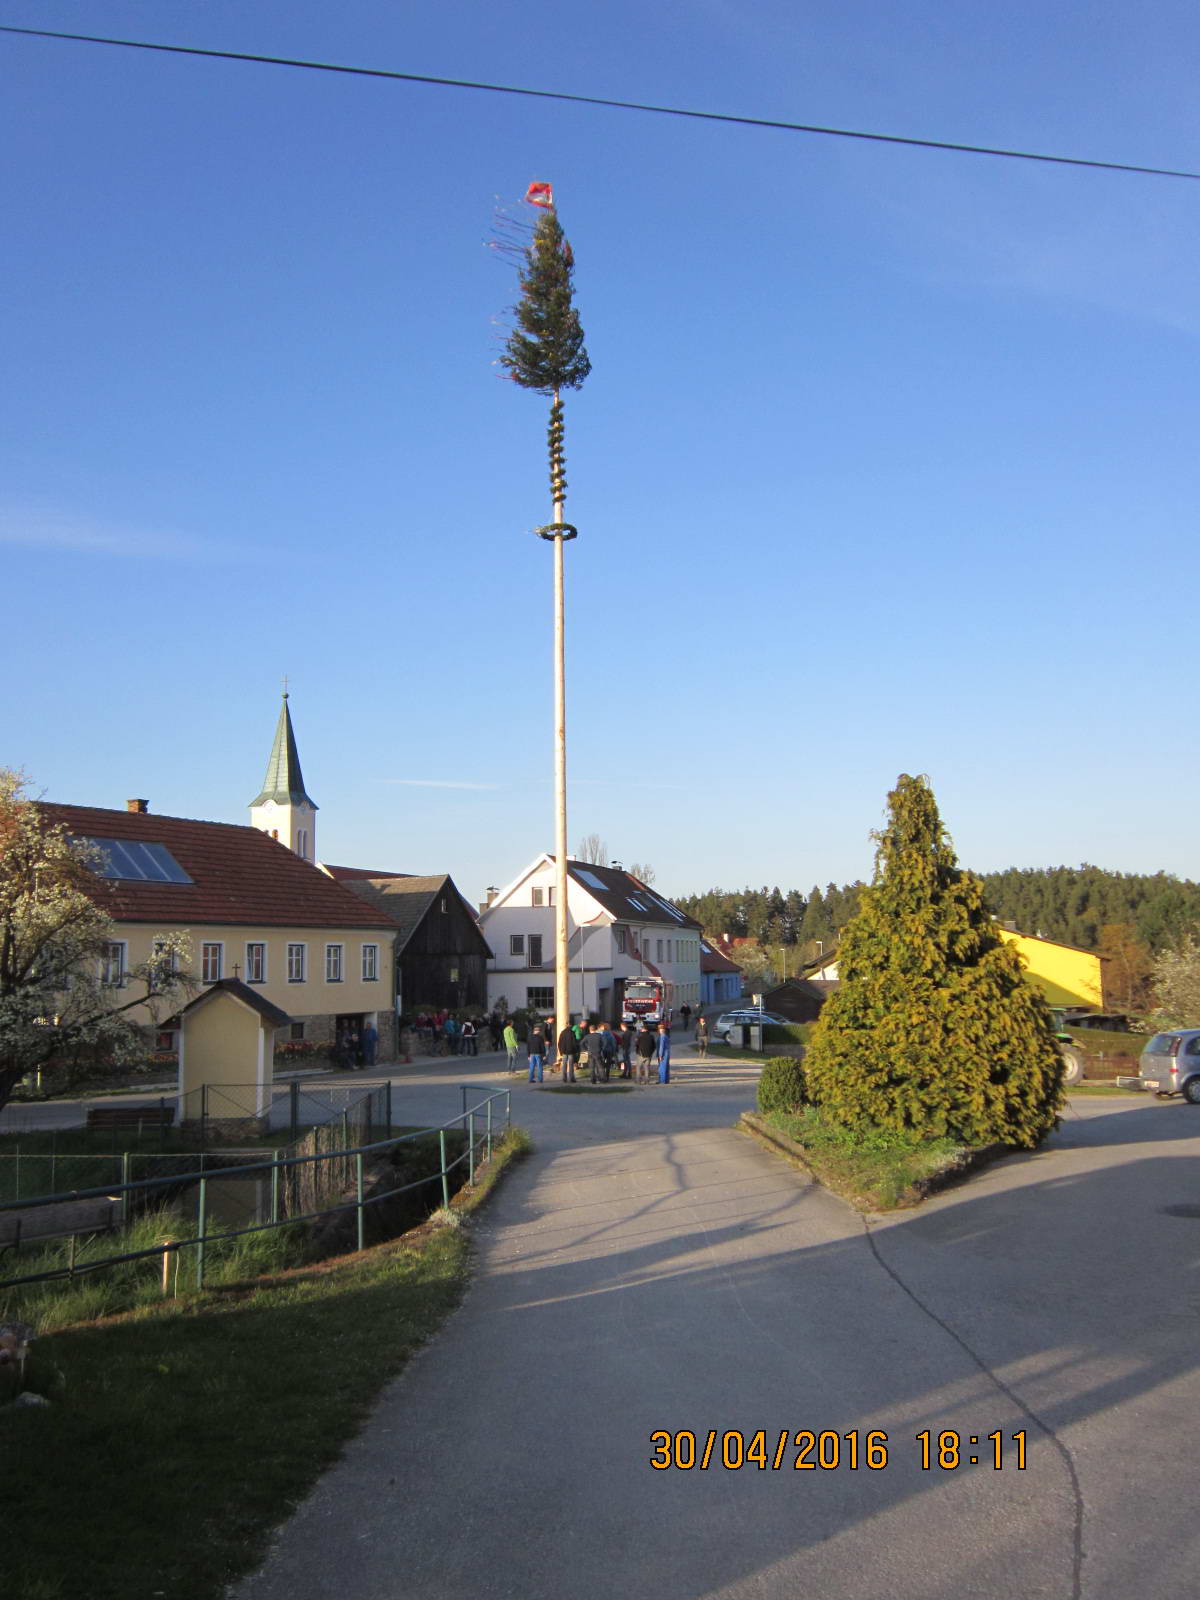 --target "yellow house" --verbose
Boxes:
[39,799,397,1059]
[998,928,1105,1009]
